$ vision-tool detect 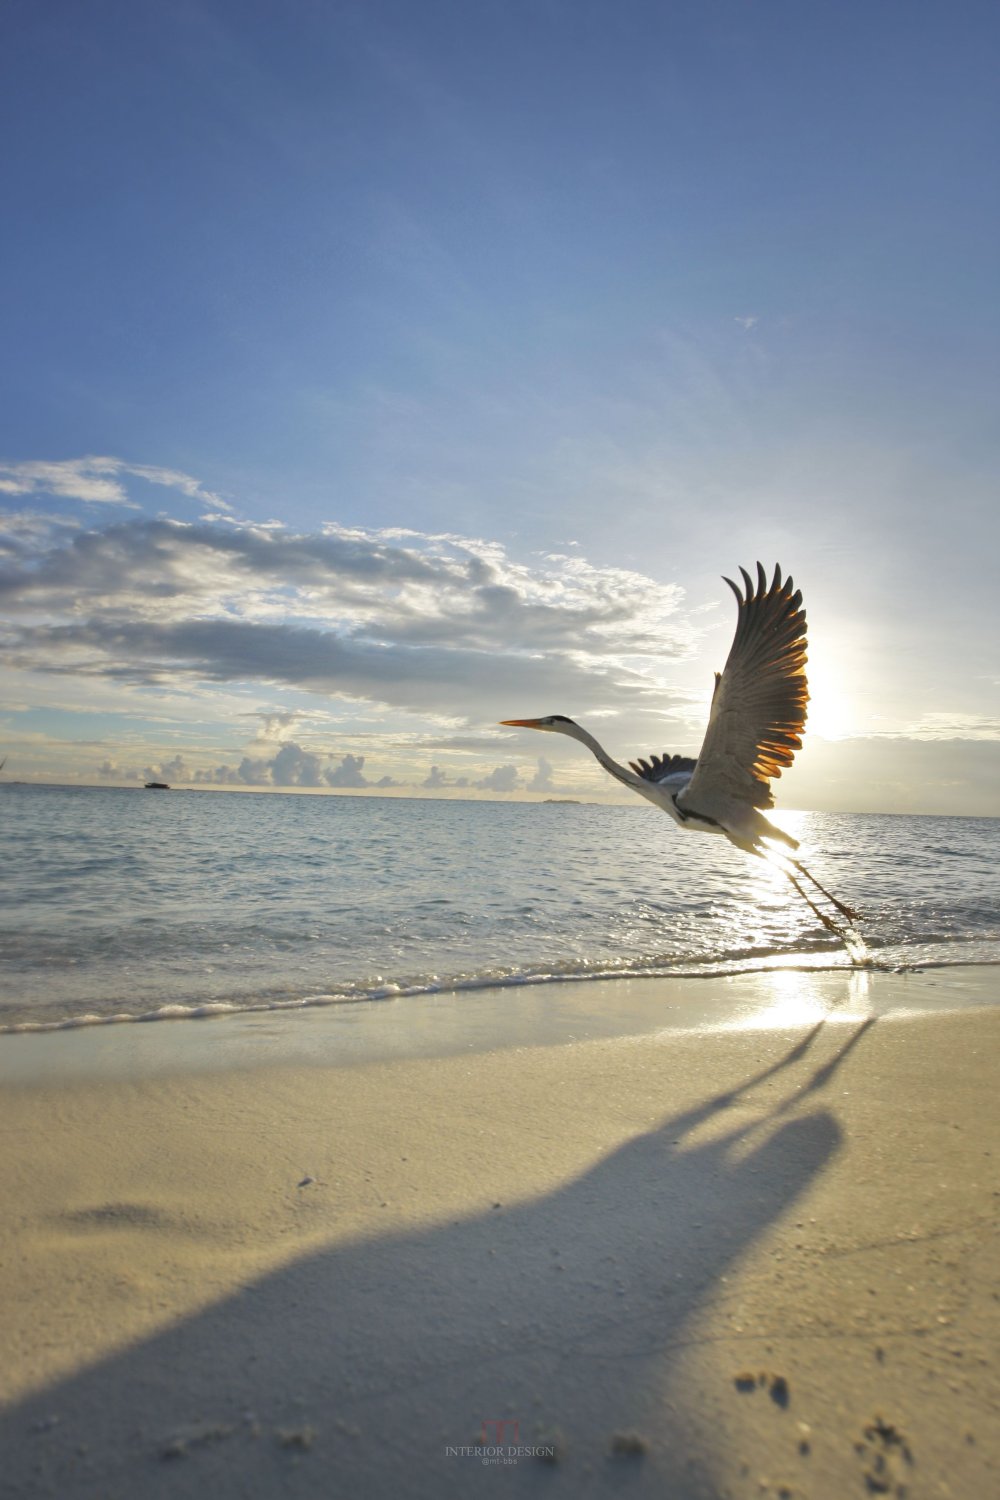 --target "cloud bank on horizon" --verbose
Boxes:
[1,457,997,814]
[0,456,698,798]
